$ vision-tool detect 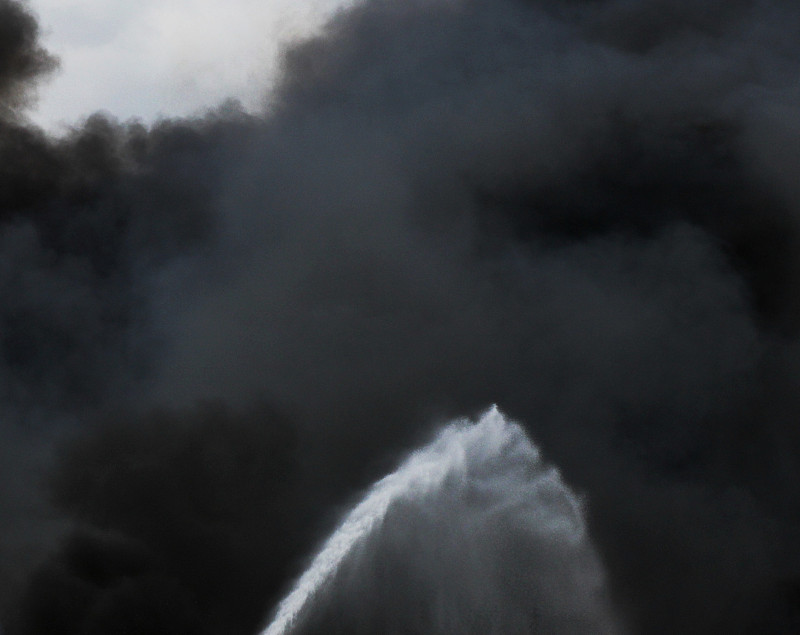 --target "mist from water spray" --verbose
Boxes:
[261,406,622,635]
